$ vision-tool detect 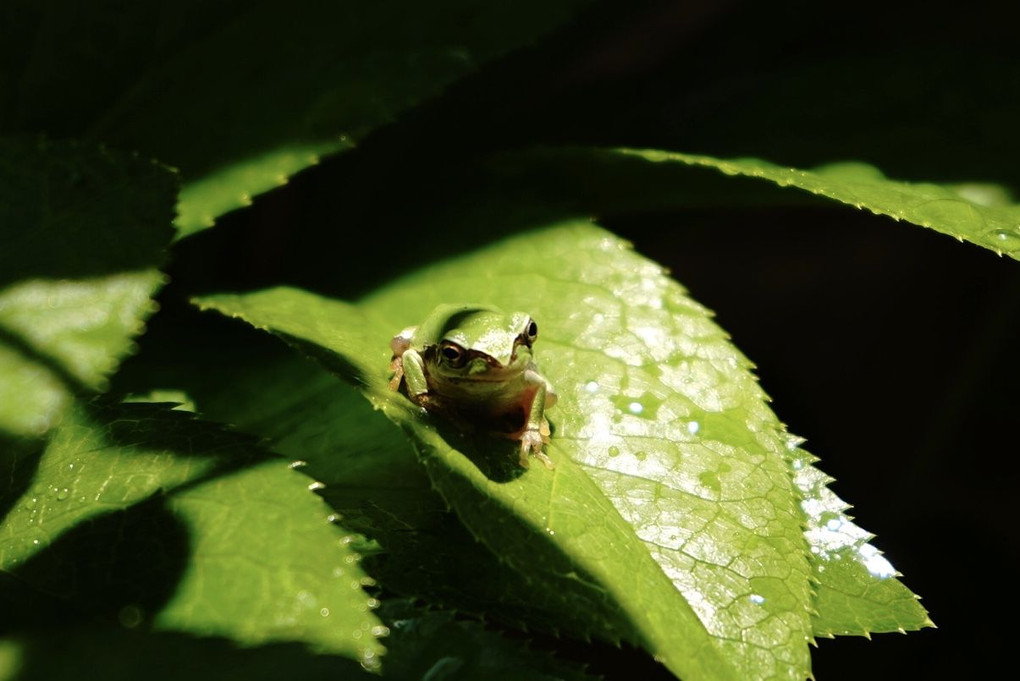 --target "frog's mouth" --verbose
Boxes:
[460,350,528,380]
